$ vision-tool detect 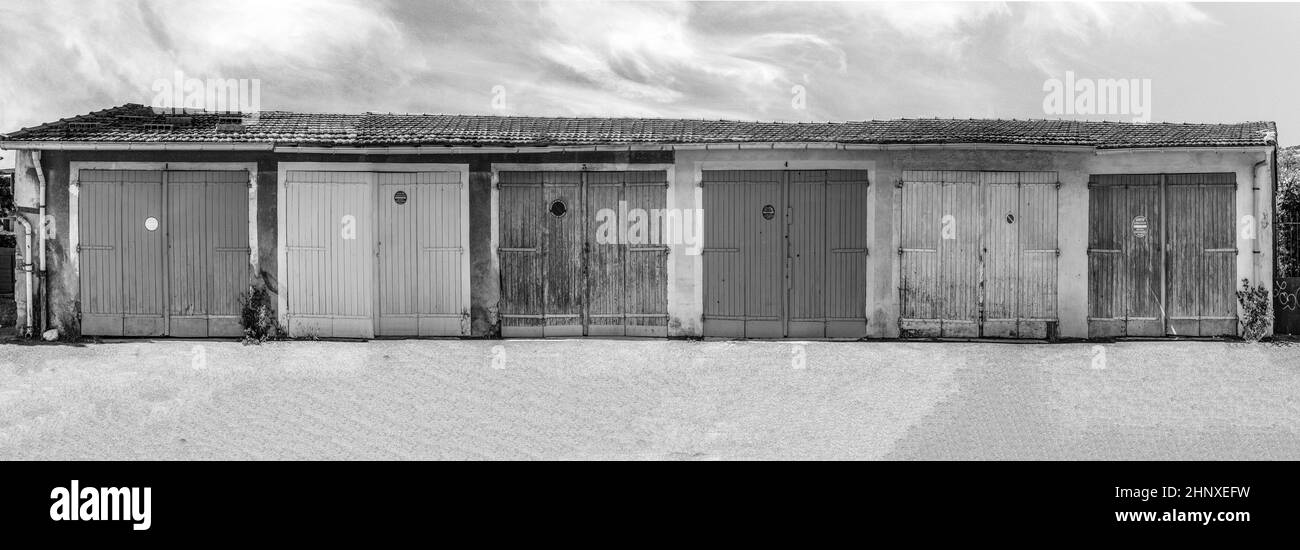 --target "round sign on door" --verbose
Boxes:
[1132,215,1149,238]
[761,205,776,220]
[144,216,159,231]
